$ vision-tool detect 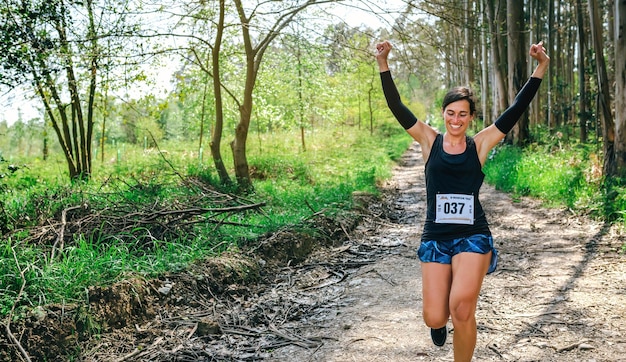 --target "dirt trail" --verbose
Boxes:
[267,142,626,362]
